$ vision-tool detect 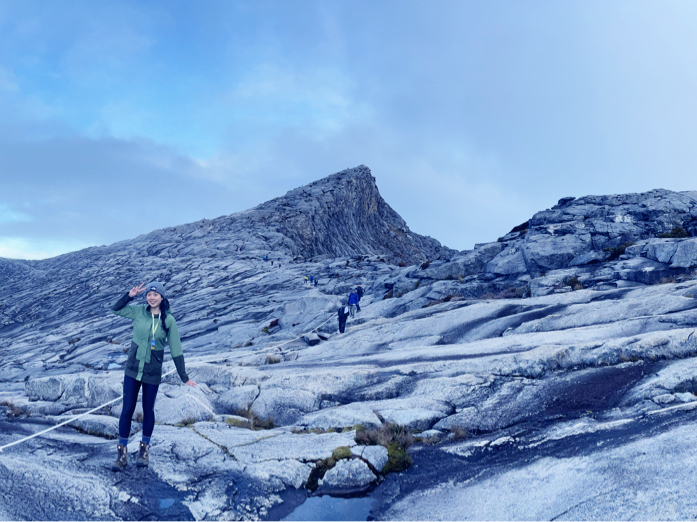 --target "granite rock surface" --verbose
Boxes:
[3,171,697,519]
